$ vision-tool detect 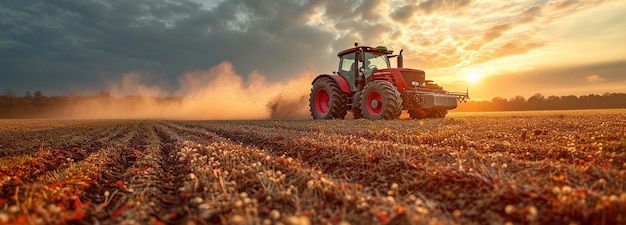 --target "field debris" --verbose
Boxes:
[0,110,624,224]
